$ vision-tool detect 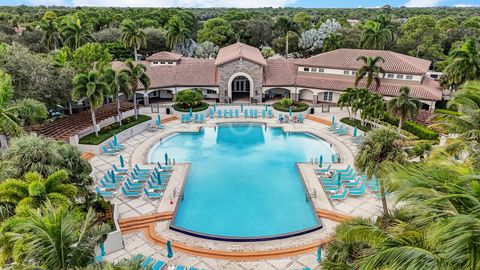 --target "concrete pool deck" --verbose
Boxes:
[88,108,387,269]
